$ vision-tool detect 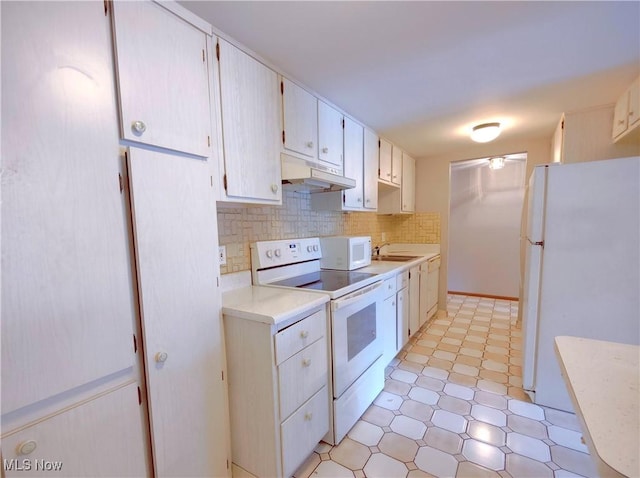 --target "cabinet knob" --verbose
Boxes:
[629,111,635,117]
[300,330,309,339]
[17,440,37,456]
[618,119,625,125]
[386,172,391,177]
[393,174,398,179]
[155,351,168,363]
[322,147,329,154]
[392,301,395,306]
[131,120,147,135]
[306,141,314,149]
[366,199,370,204]
[302,358,311,367]
[304,412,313,421]
[357,197,362,202]
[271,184,279,194]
